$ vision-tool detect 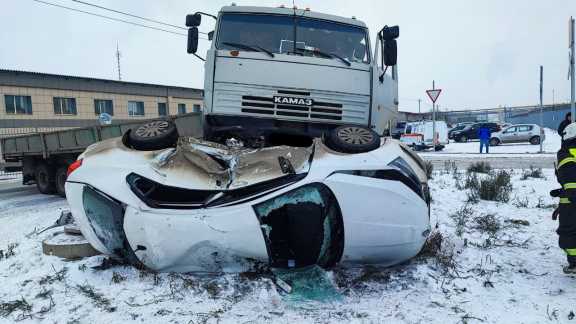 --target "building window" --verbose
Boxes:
[193,104,201,112]
[178,103,186,115]
[158,102,167,116]
[94,99,114,116]
[5,95,32,115]
[53,97,77,115]
[128,101,145,116]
